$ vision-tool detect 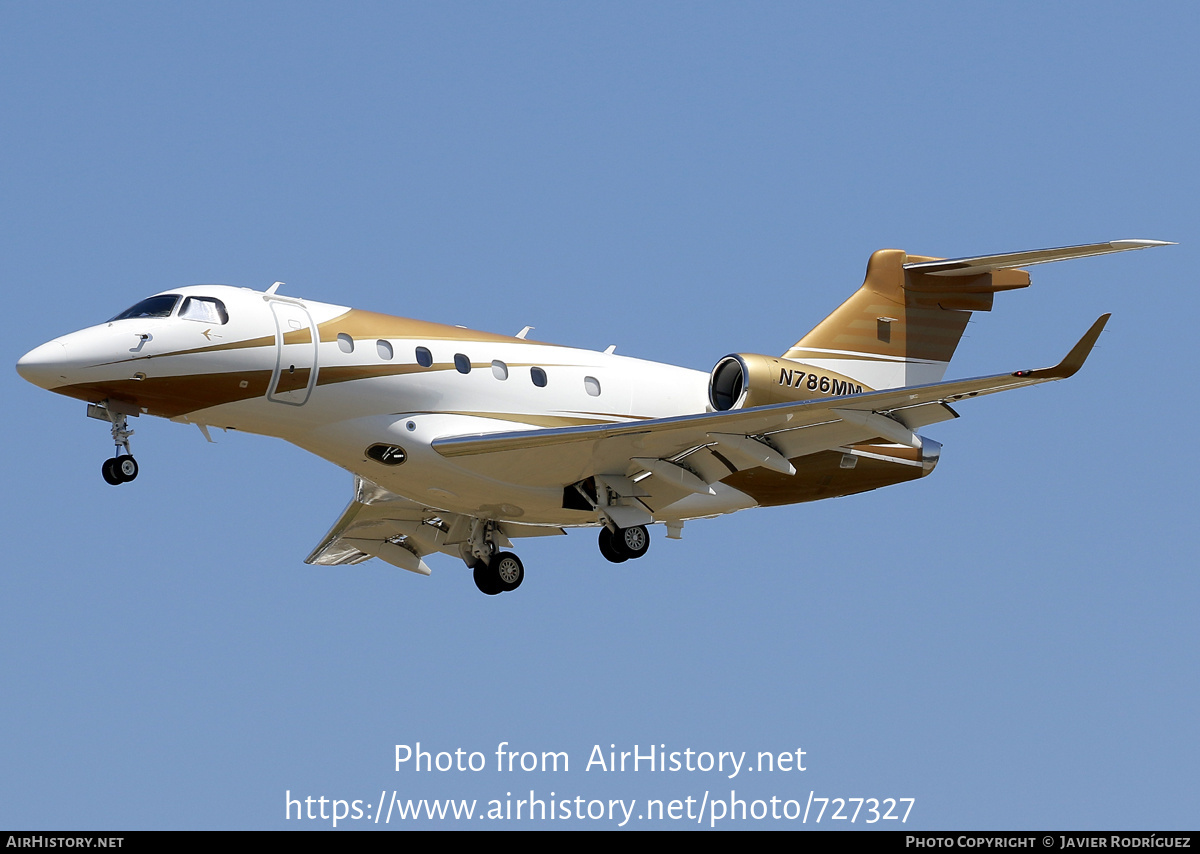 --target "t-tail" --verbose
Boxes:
[783,239,1172,390]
